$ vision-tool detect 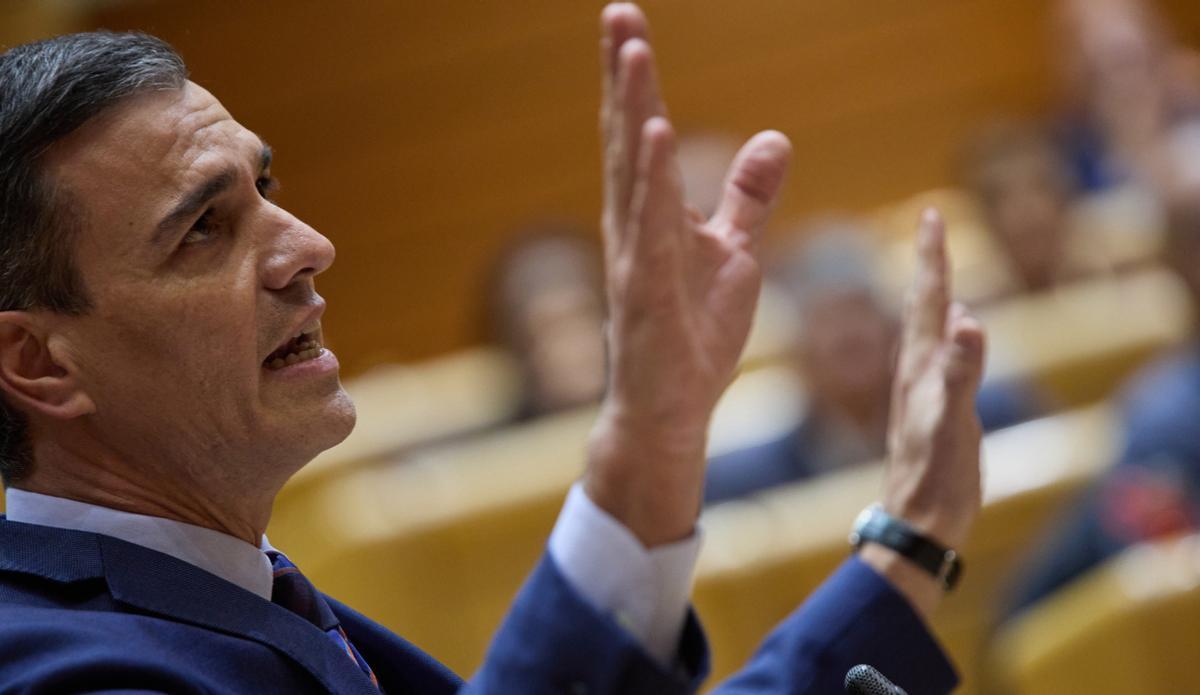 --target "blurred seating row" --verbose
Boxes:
[286,398,1195,694]
[989,531,1200,695]
[264,187,1192,691]
[276,259,1191,521]
[276,403,1119,693]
